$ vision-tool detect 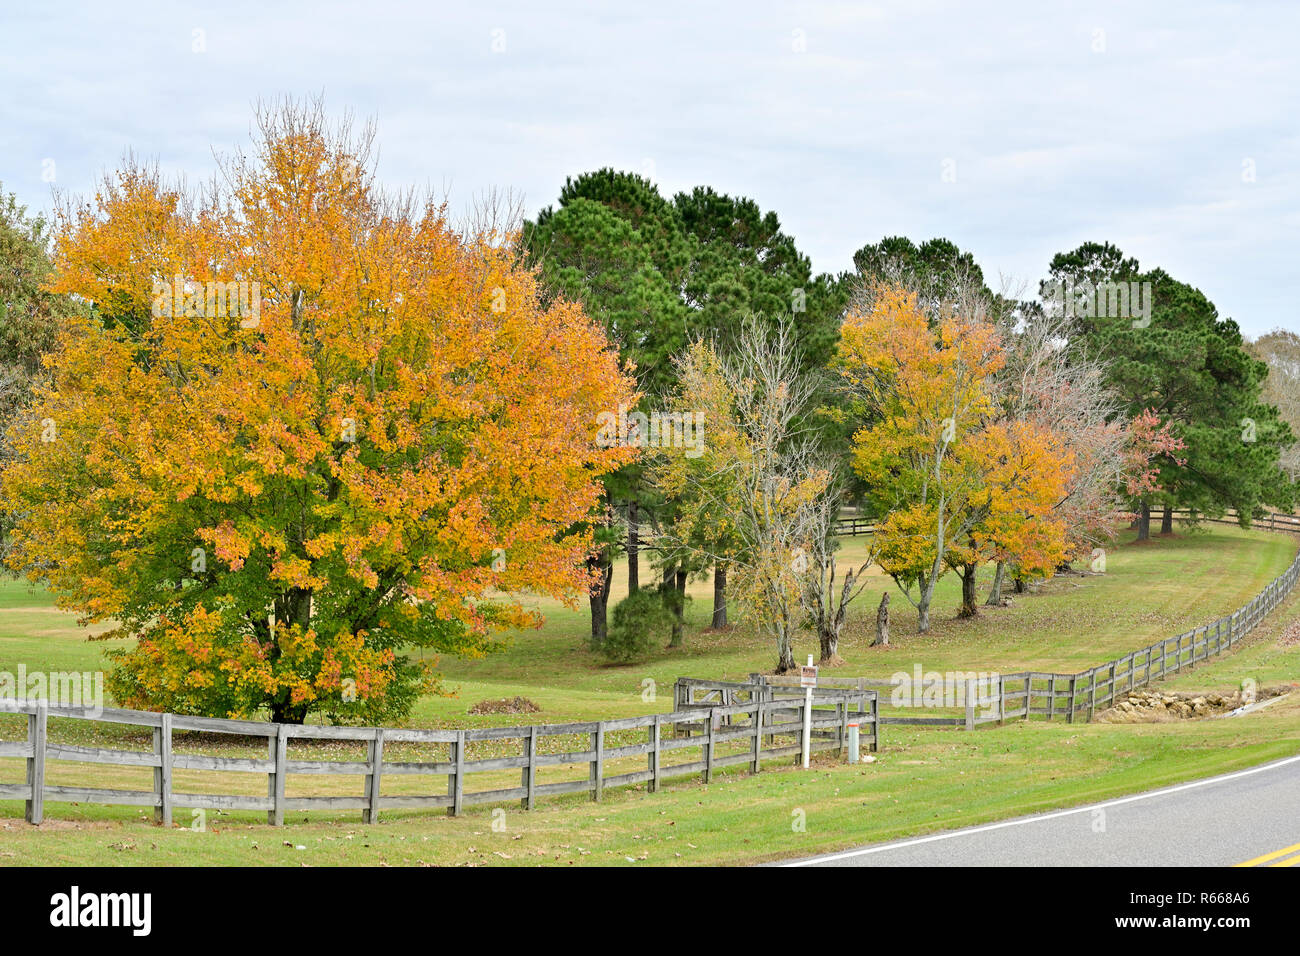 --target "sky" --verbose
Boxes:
[3,0,1297,338]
